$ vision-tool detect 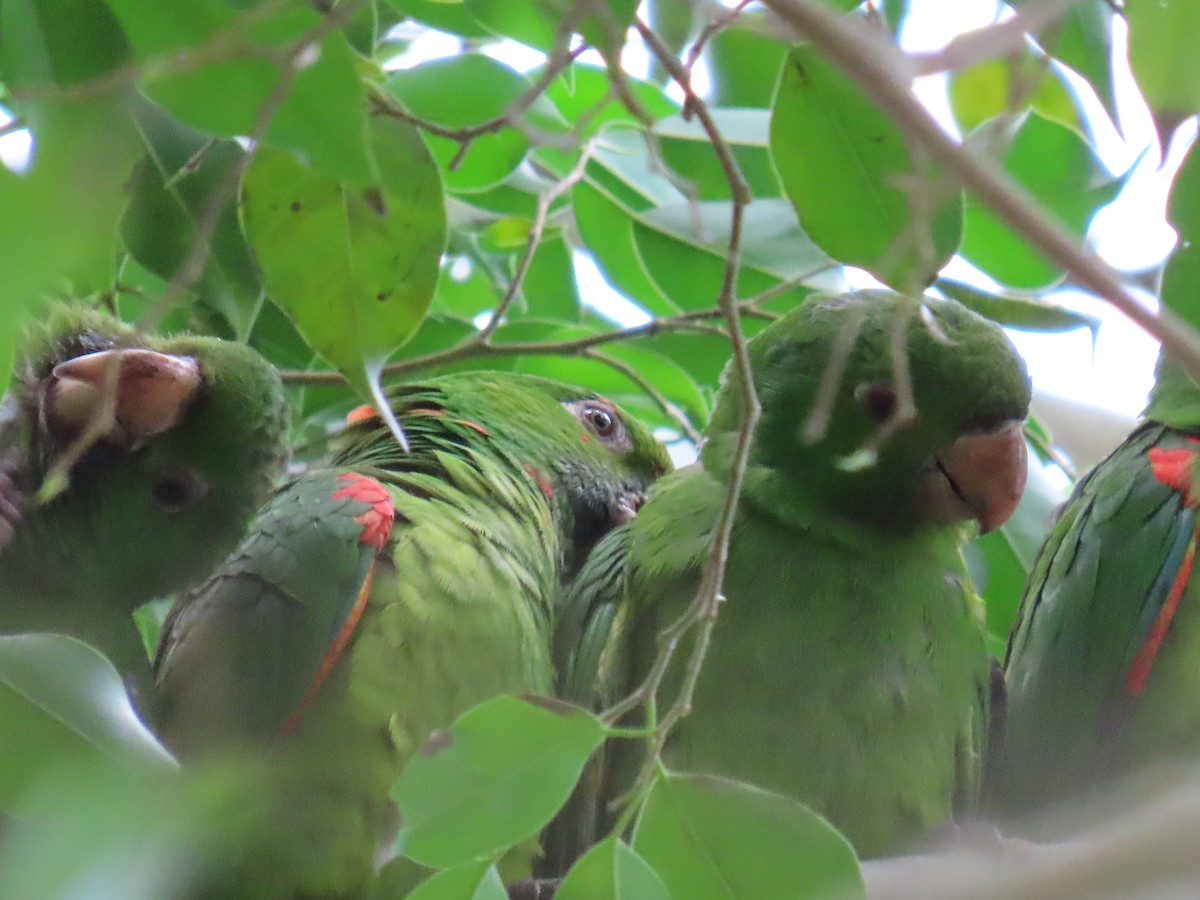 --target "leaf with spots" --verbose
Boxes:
[241,115,446,448]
